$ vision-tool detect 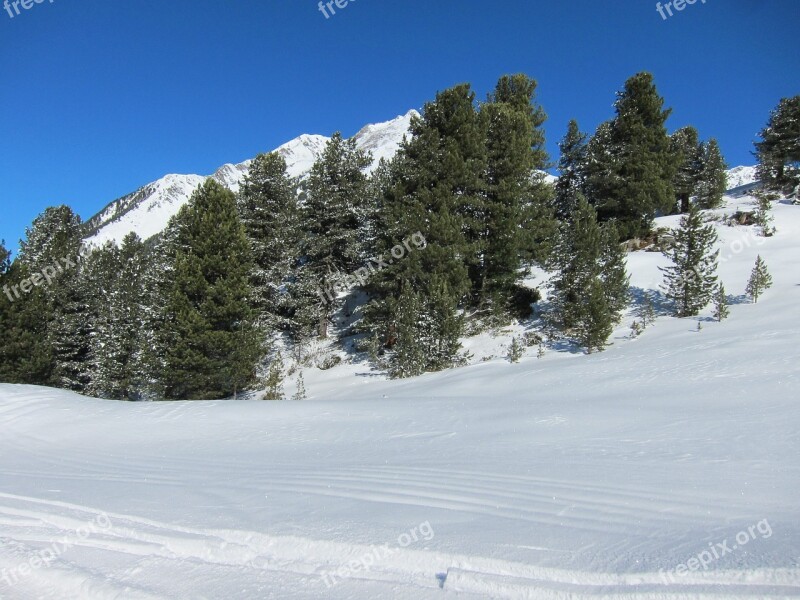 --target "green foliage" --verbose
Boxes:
[635,292,657,328]
[238,152,299,332]
[745,255,773,303]
[158,179,260,400]
[263,351,285,400]
[507,336,524,363]
[554,120,588,221]
[671,126,703,214]
[584,73,677,240]
[755,96,800,195]
[551,196,626,352]
[292,372,307,401]
[712,283,730,322]
[660,203,719,317]
[291,133,372,339]
[753,190,777,237]
[695,139,728,209]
